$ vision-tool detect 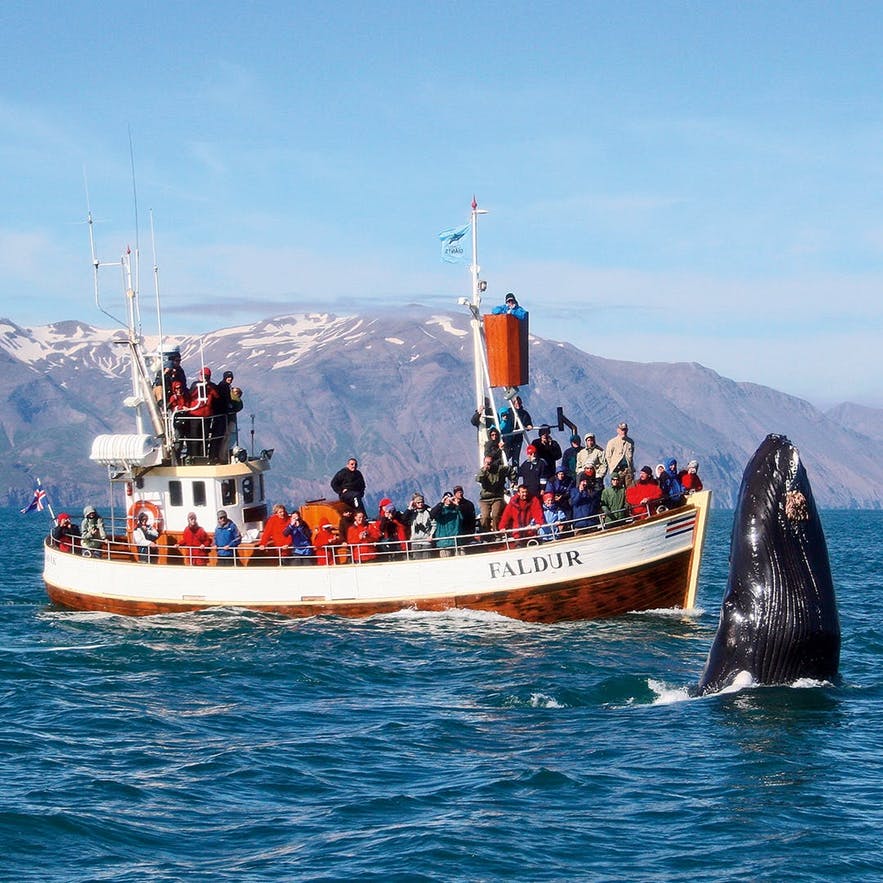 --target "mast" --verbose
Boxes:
[88,209,166,444]
[467,197,489,467]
